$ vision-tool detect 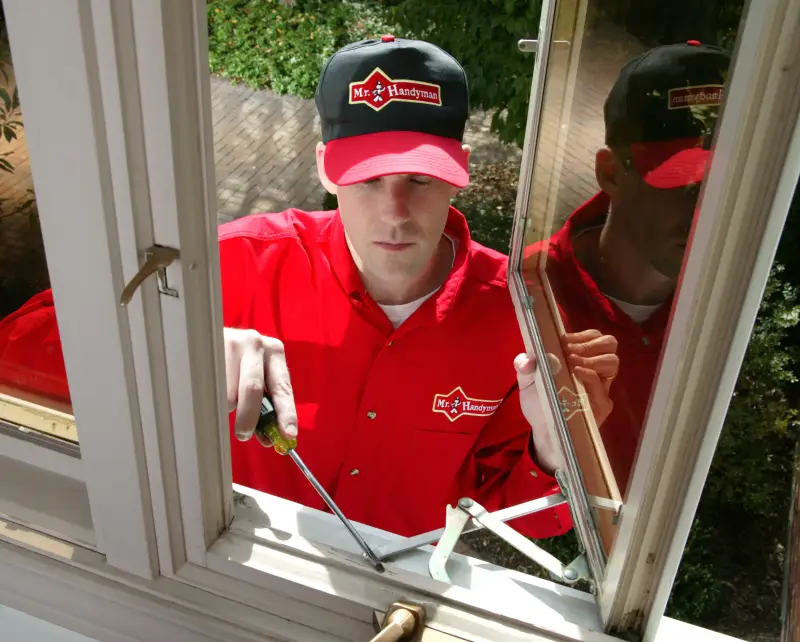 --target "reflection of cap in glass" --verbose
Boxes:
[604,40,731,189]
[315,35,470,187]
